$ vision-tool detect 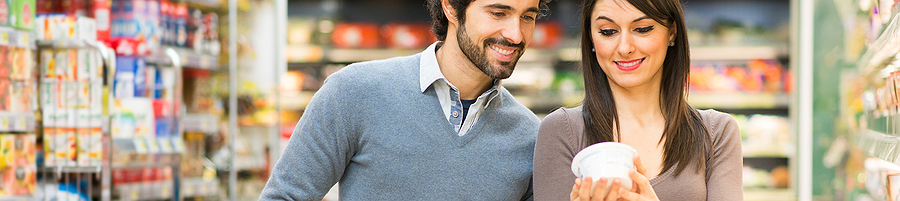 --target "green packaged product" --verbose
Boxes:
[0,0,10,27]
[11,0,34,31]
